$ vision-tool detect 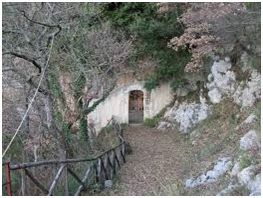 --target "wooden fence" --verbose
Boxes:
[2,118,127,196]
